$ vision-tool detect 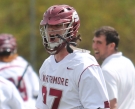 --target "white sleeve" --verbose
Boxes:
[102,69,118,100]
[8,81,26,109]
[78,65,109,109]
